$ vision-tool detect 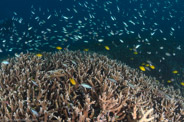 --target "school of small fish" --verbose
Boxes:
[0,0,184,87]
